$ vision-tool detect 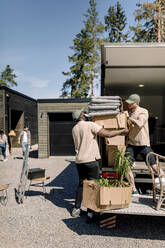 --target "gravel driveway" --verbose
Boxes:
[0,147,165,248]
